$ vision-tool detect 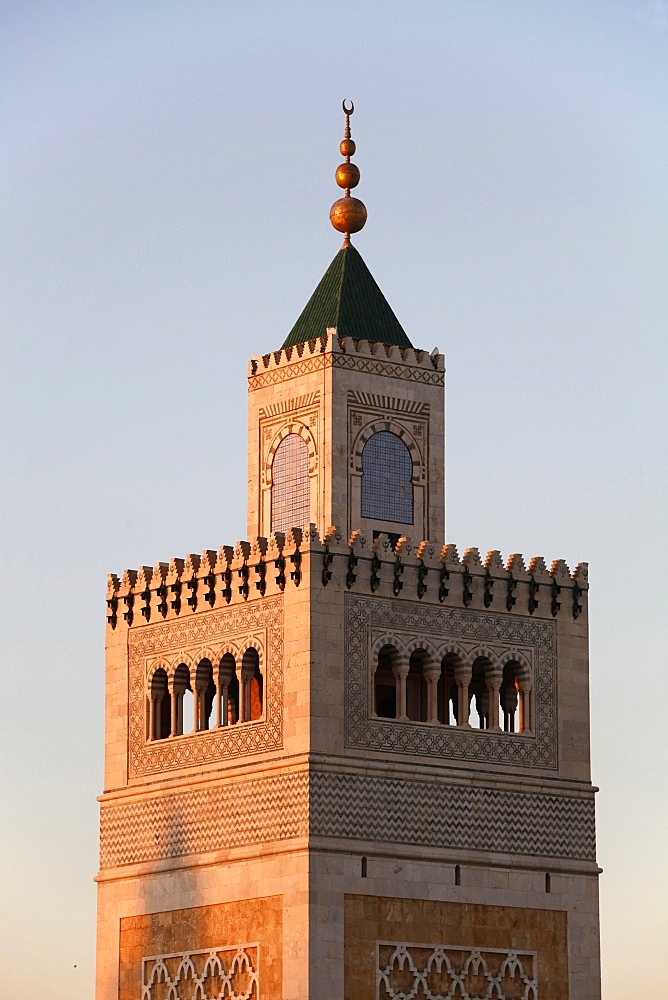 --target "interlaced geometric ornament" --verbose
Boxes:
[377,942,538,999]
[345,594,558,770]
[128,597,284,777]
[142,945,258,1000]
[247,352,445,392]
